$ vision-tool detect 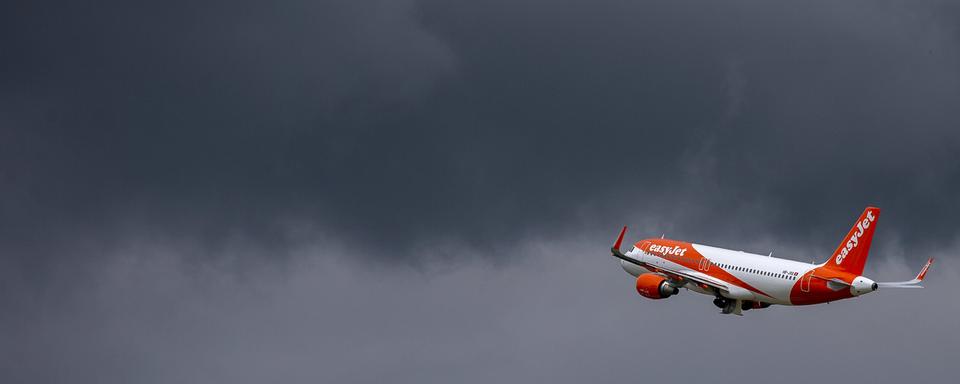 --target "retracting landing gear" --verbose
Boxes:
[712,297,725,309]
[722,300,743,315]
[712,290,743,316]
